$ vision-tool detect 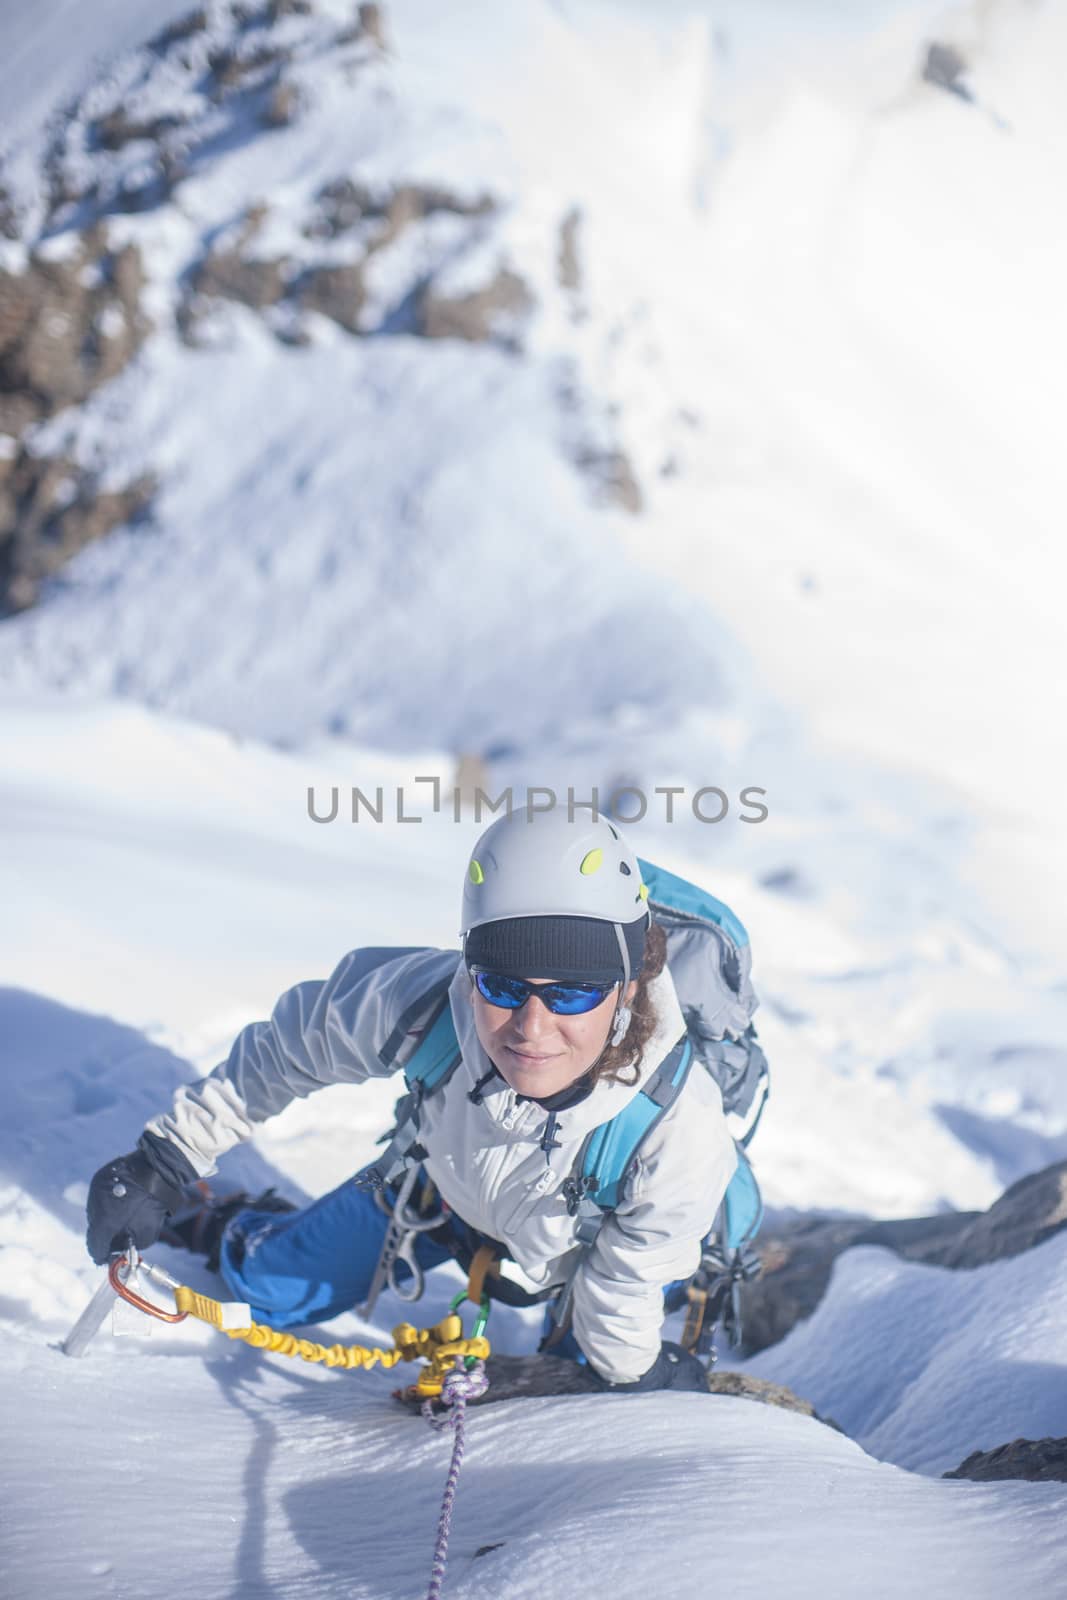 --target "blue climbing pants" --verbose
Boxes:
[218,1175,457,1329]
[217,1173,697,1362]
